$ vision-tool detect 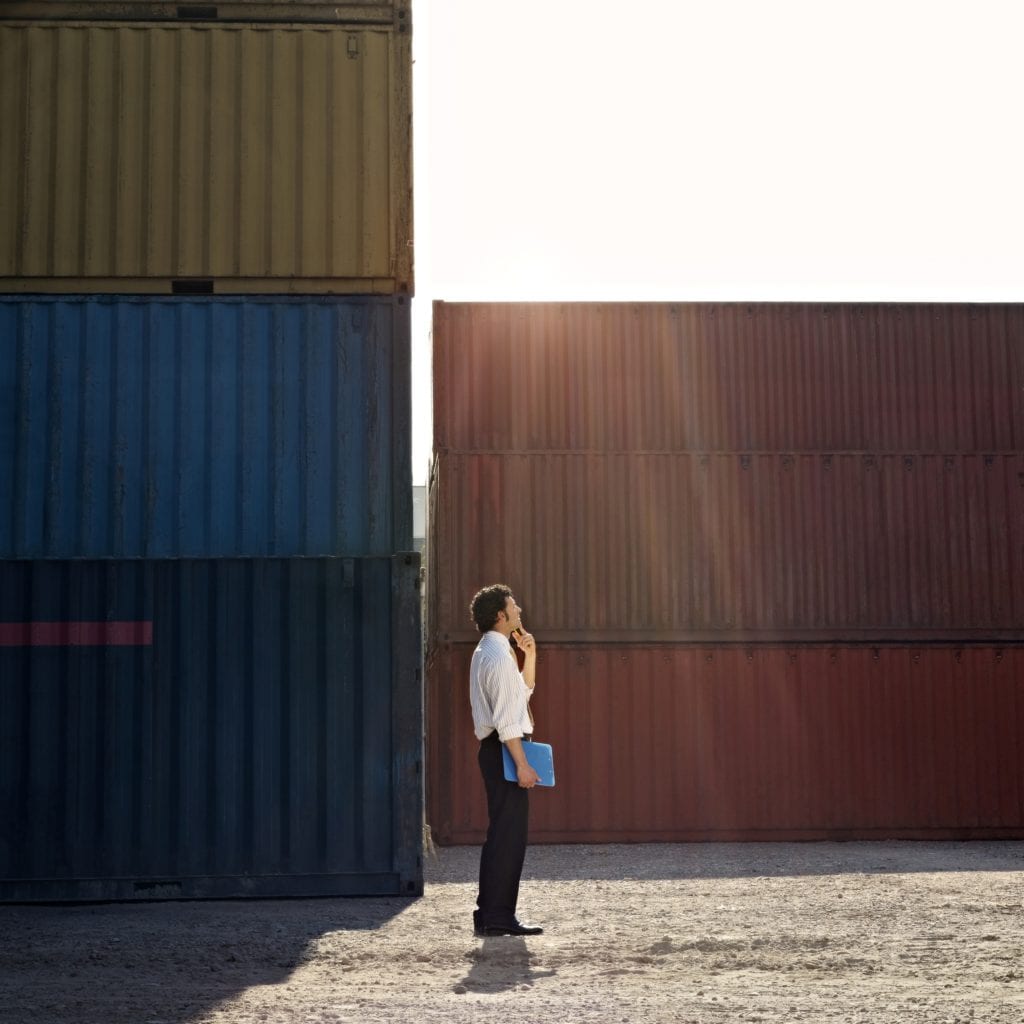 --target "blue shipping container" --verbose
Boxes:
[0,296,411,557]
[0,556,423,901]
